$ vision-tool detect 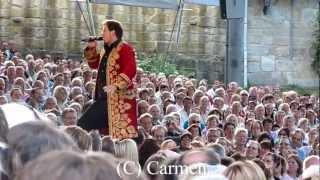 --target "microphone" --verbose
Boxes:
[81,36,103,42]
